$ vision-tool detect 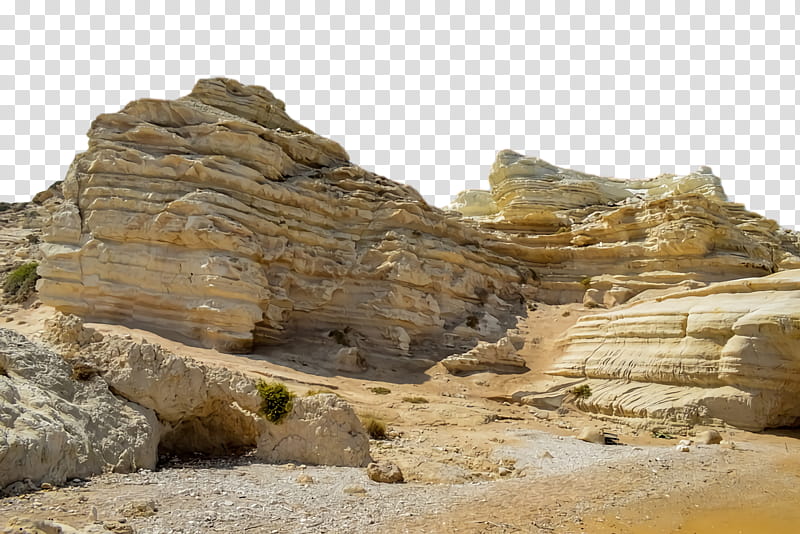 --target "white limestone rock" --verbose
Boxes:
[0,328,159,489]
